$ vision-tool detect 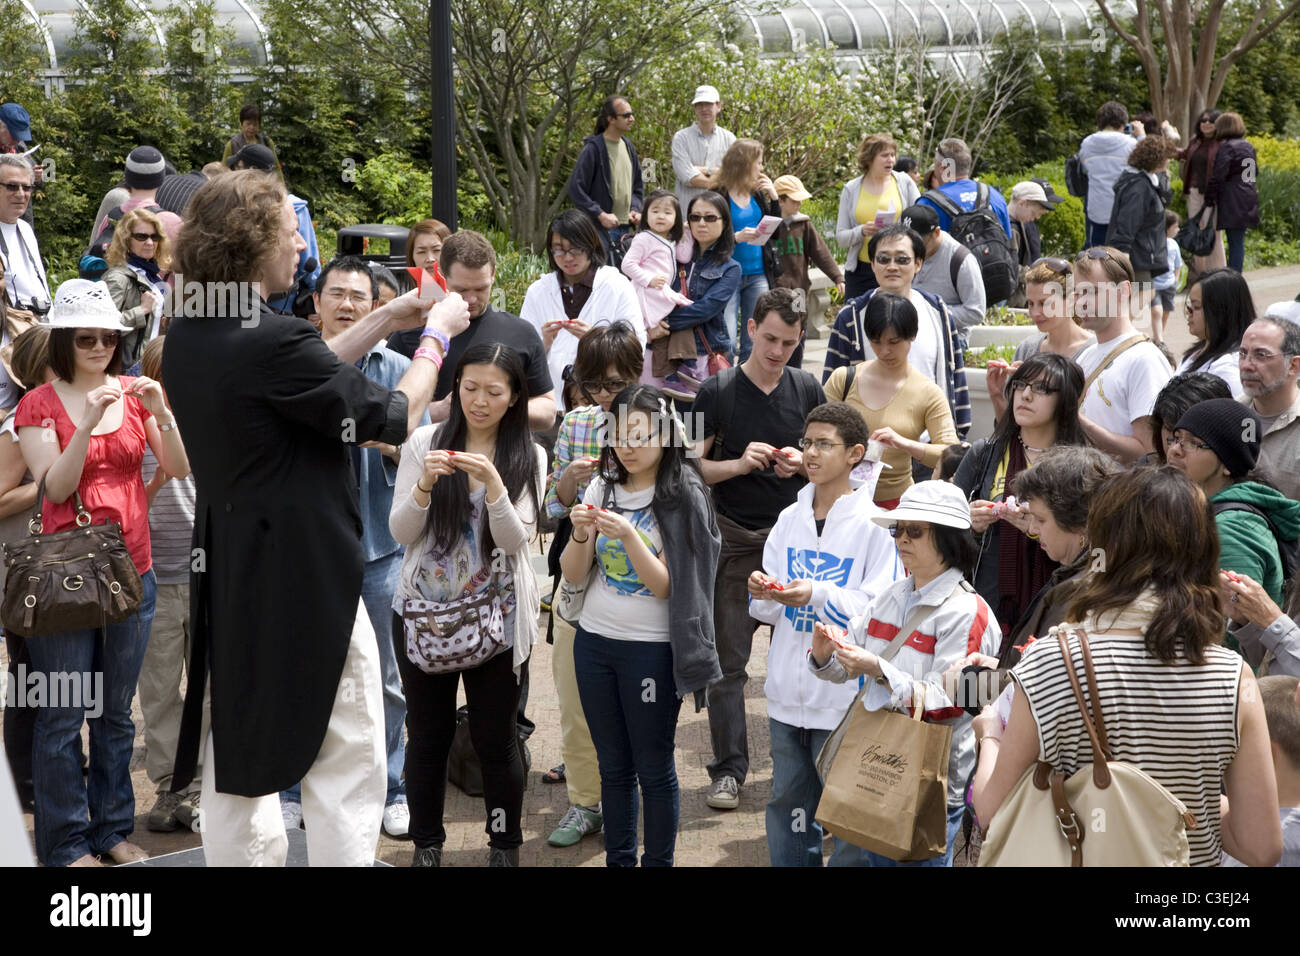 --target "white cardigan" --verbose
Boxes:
[519,265,644,410]
[835,170,922,273]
